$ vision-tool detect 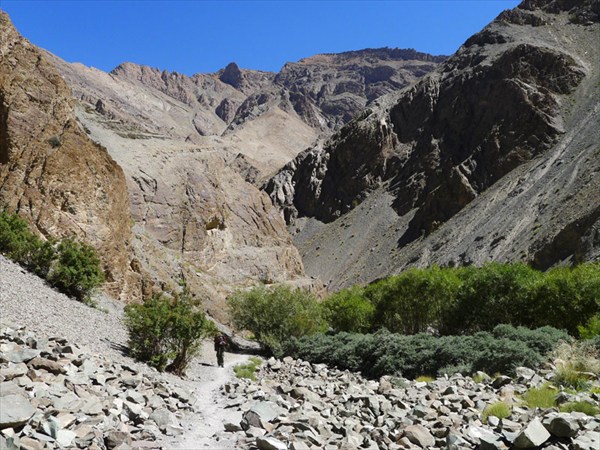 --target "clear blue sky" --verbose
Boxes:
[1,0,521,75]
